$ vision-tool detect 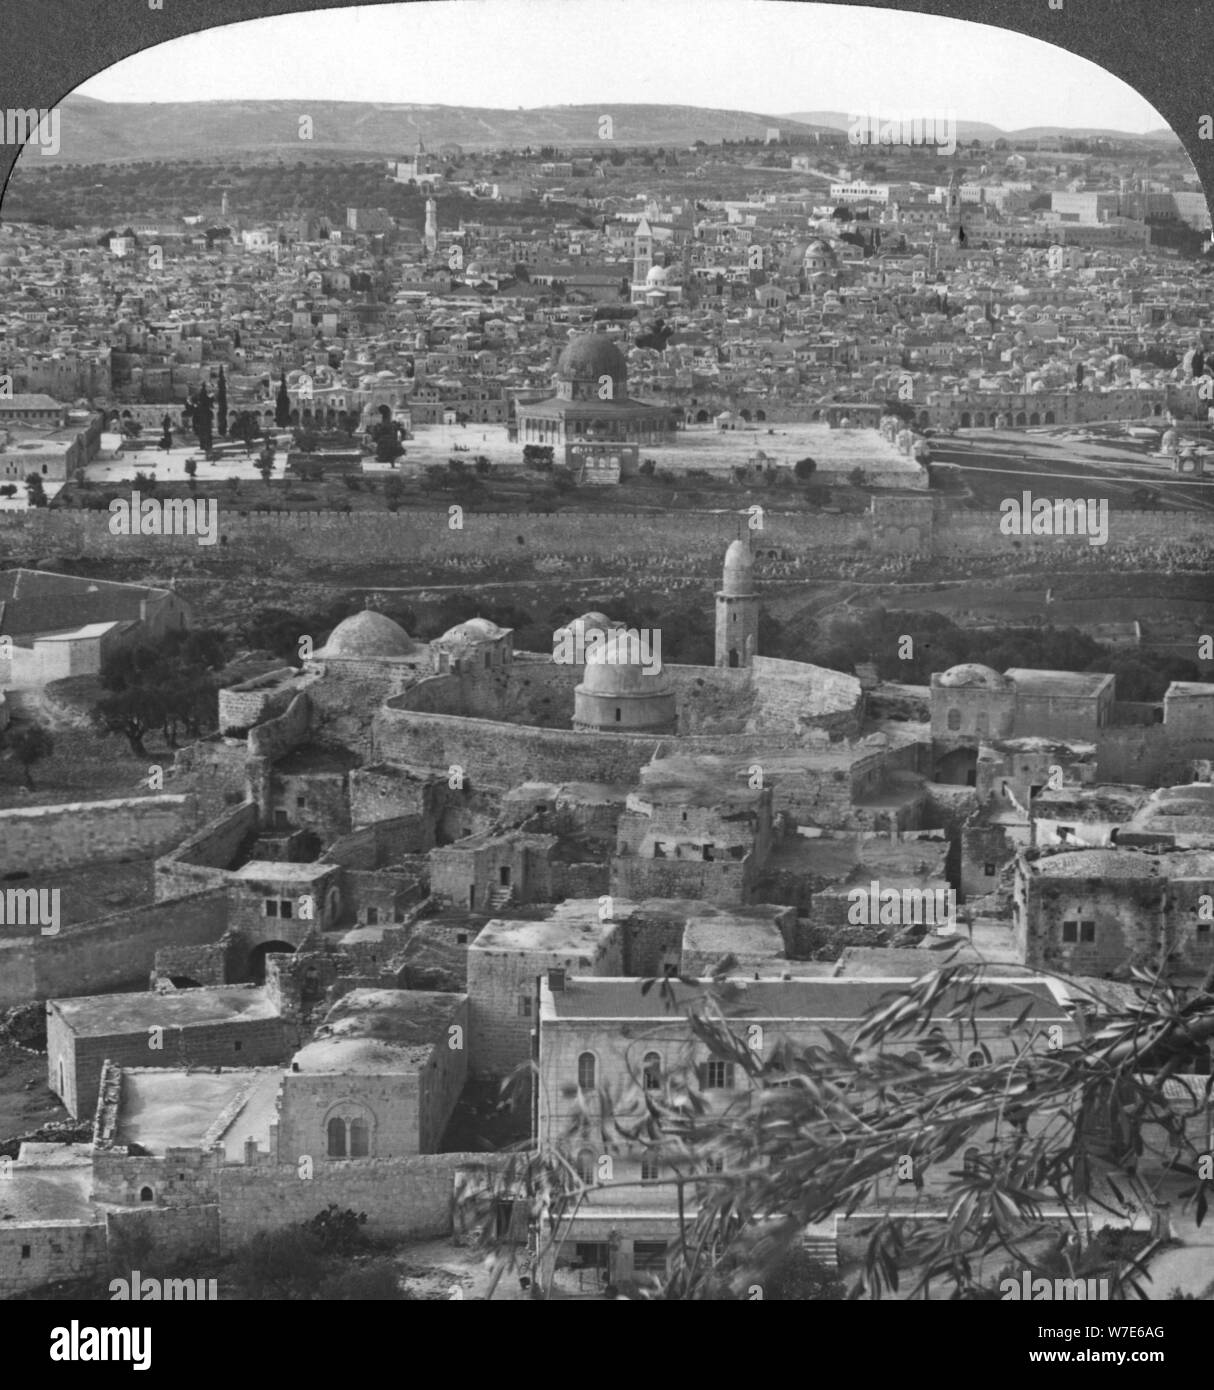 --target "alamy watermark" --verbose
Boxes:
[0,108,59,156]
[552,625,663,675]
[848,108,956,156]
[1000,1271,1108,1300]
[49,1323,151,1371]
[999,492,1108,547]
[108,491,218,547]
[0,886,60,935]
[110,1270,217,1301]
[847,881,956,932]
